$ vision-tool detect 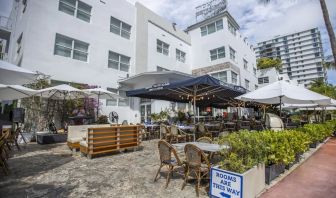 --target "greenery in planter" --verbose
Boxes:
[217,120,336,173]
